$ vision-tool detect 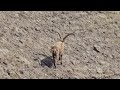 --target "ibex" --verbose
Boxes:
[50,31,75,68]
